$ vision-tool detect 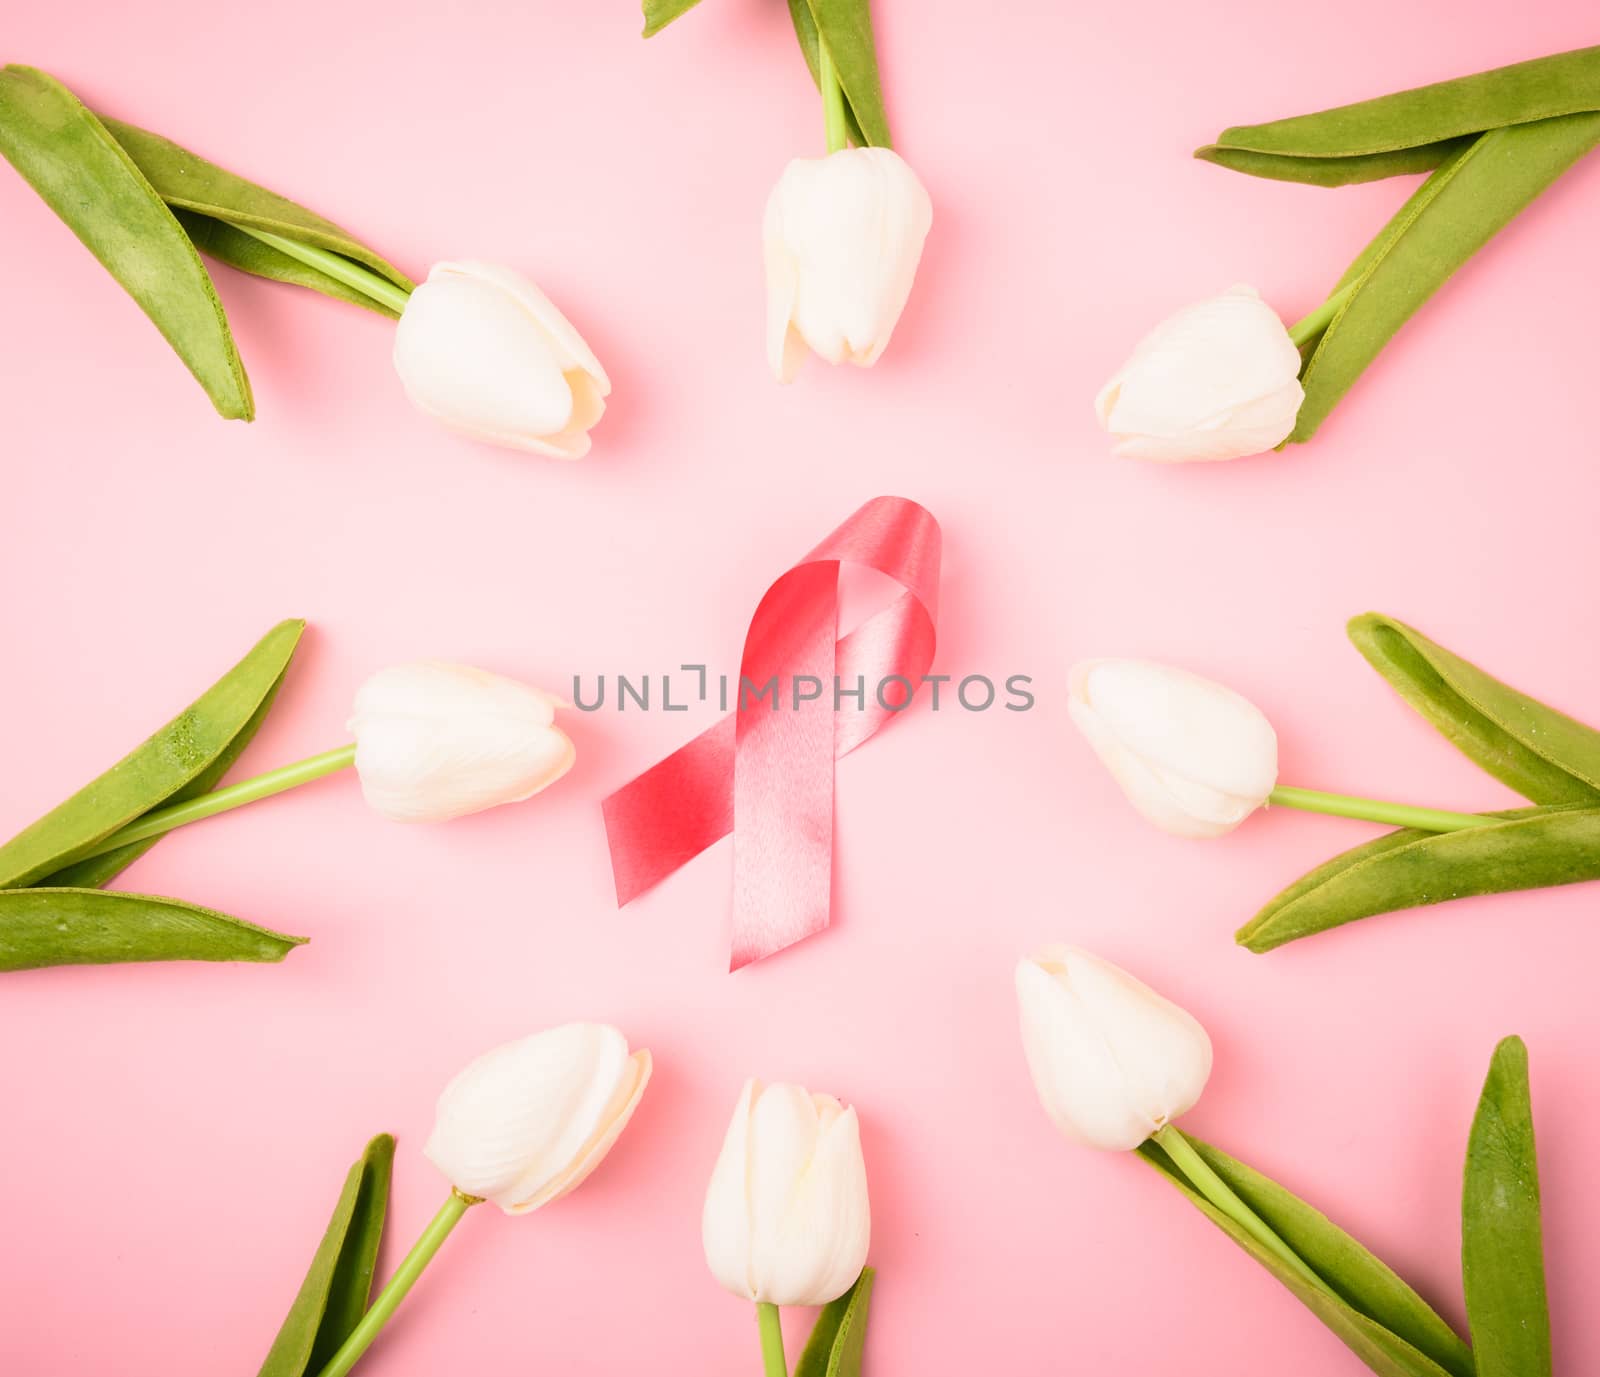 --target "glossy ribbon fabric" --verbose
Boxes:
[603,496,941,969]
